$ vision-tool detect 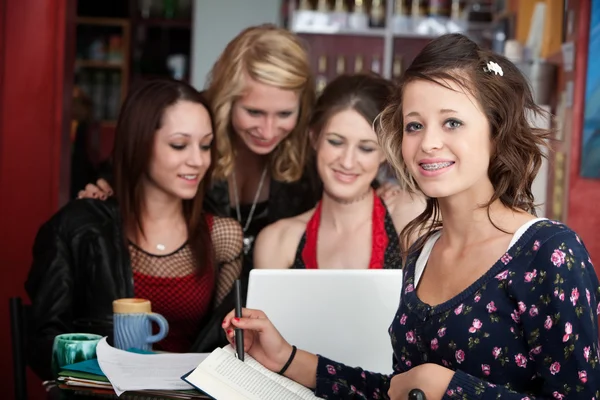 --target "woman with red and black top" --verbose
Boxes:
[25,79,243,381]
[254,74,426,270]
